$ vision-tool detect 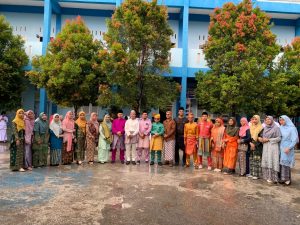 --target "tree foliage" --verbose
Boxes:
[0,15,29,111]
[266,38,300,116]
[196,0,280,116]
[27,16,105,114]
[97,0,179,112]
